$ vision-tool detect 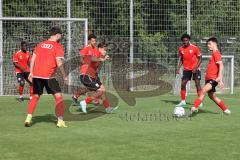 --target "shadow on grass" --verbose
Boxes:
[188,109,220,117]
[15,97,30,102]
[31,114,56,126]
[64,100,107,121]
